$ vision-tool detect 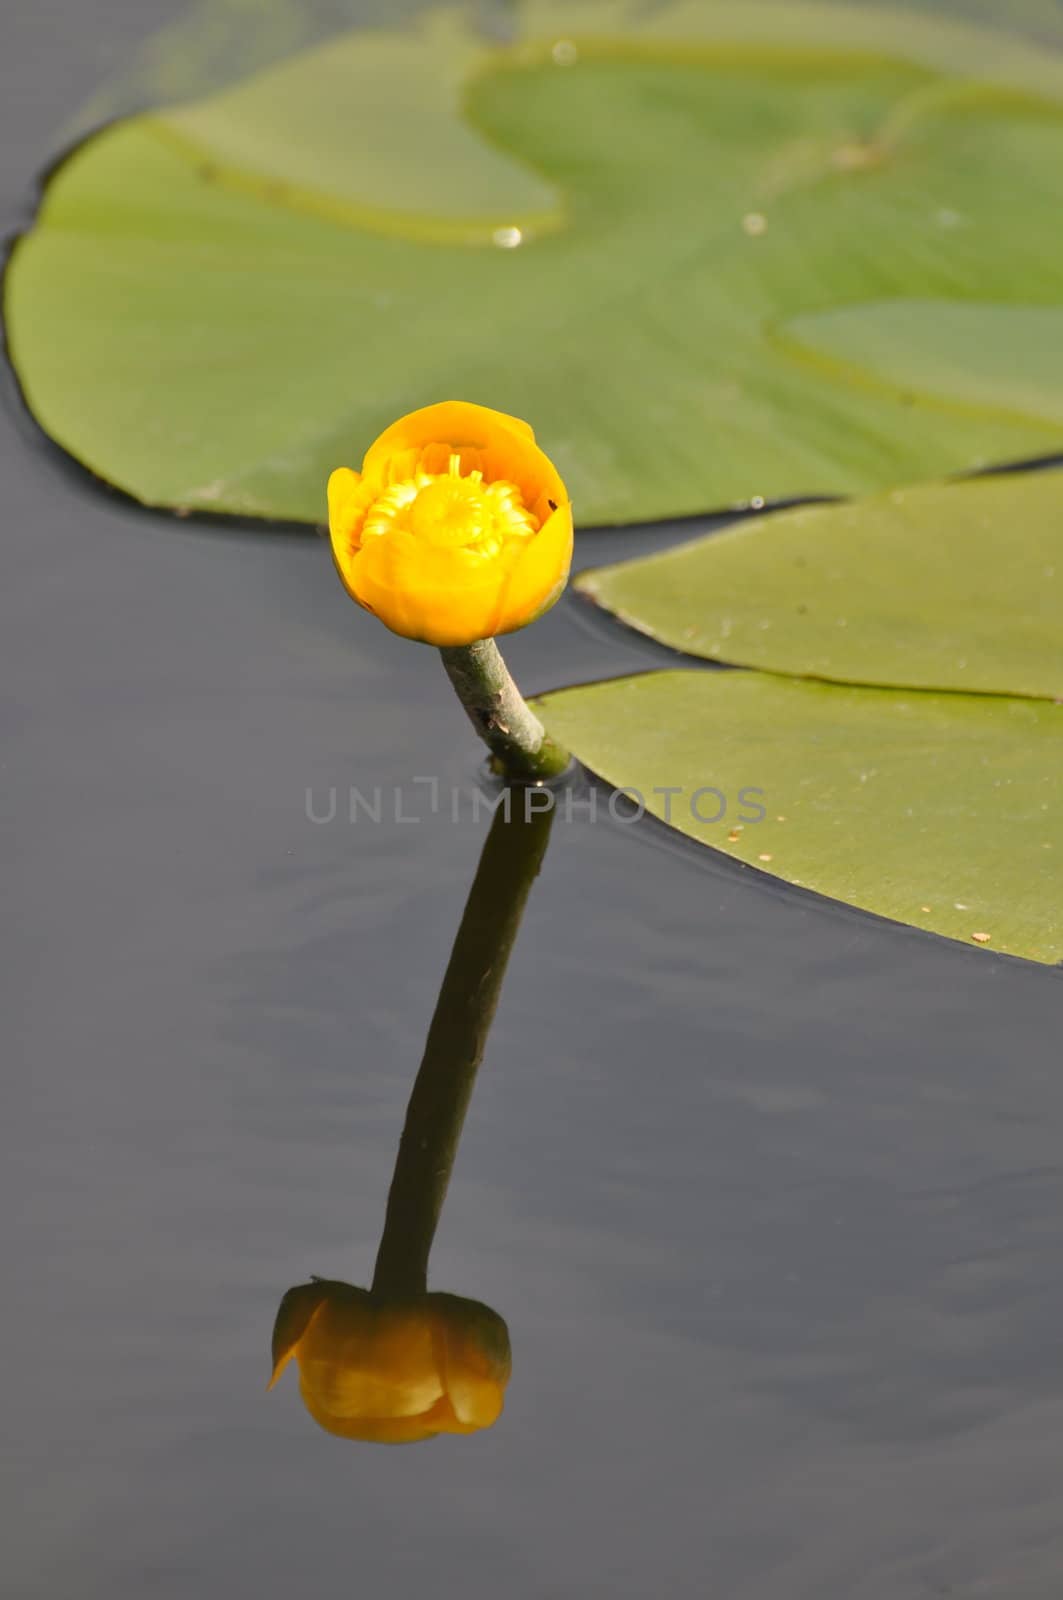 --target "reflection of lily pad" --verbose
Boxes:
[7,2,1063,525]
[537,670,1063,964]
[577,471,1063,699]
